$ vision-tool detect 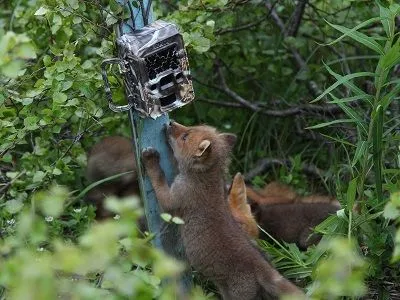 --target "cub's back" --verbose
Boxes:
[86,136,136,183]
[255,202,338,244]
